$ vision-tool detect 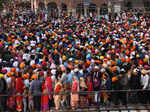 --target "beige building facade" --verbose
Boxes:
[17,0,150,16]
